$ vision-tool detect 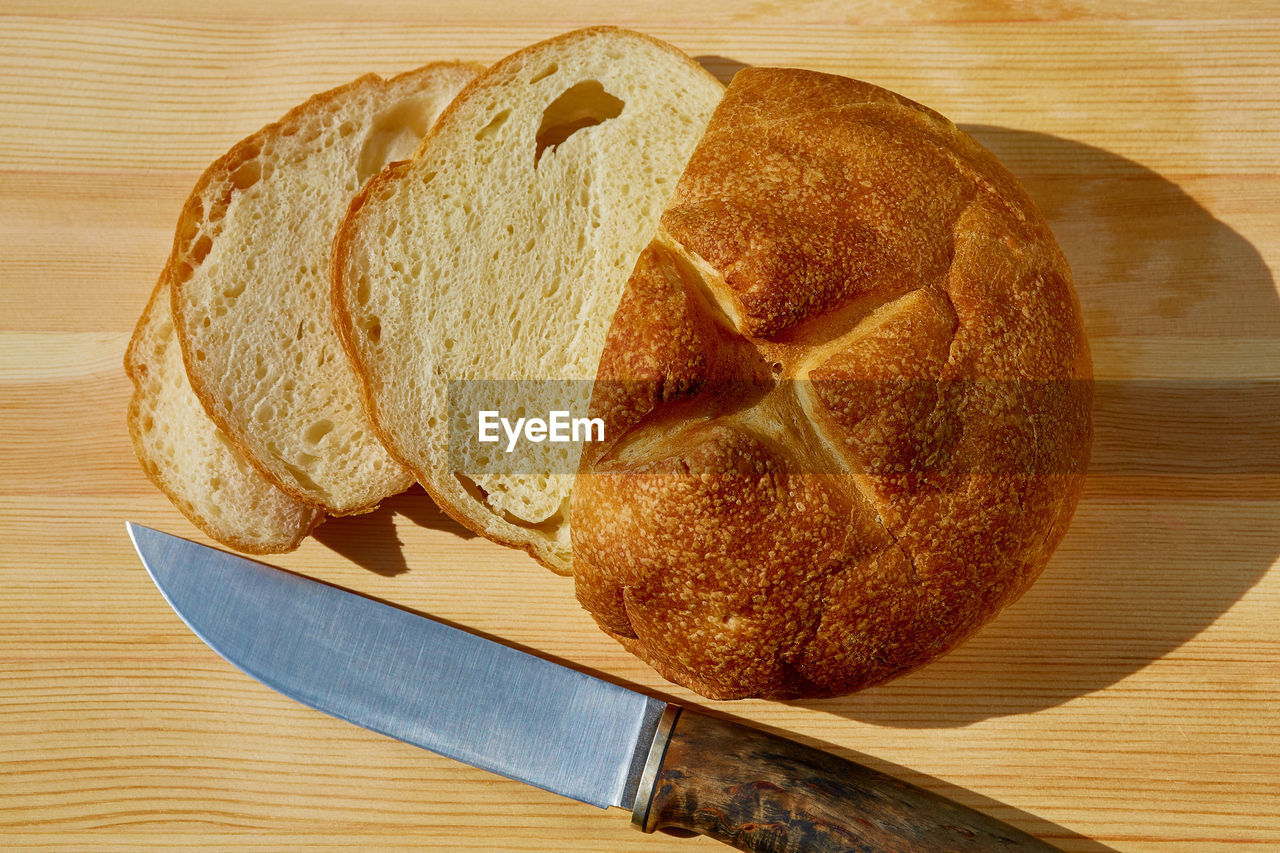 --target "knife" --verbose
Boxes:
[127,522,1063,852]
